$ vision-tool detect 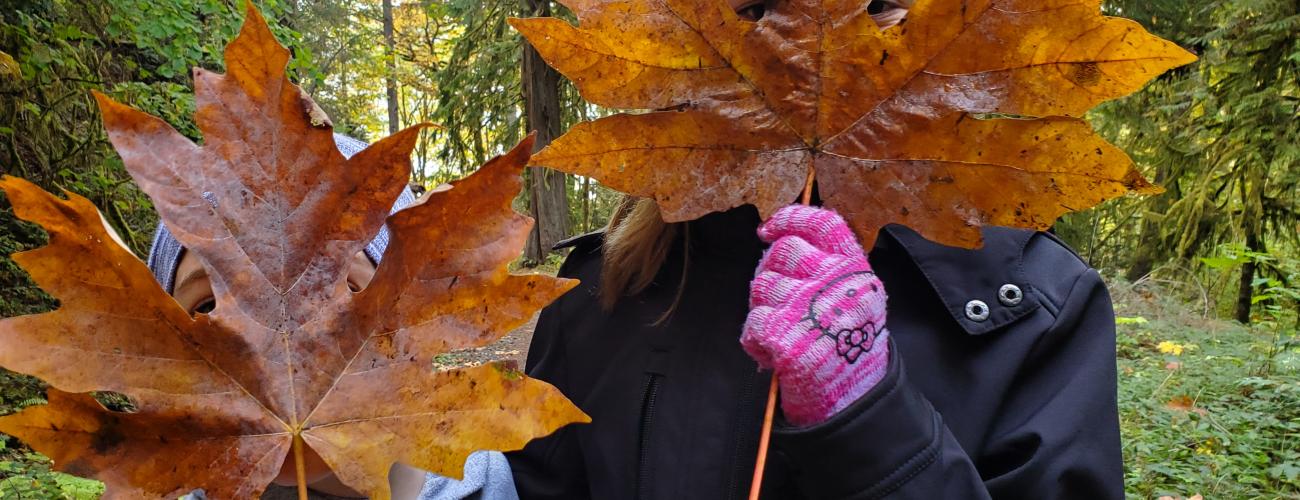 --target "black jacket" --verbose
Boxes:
[506,207,1122,499]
